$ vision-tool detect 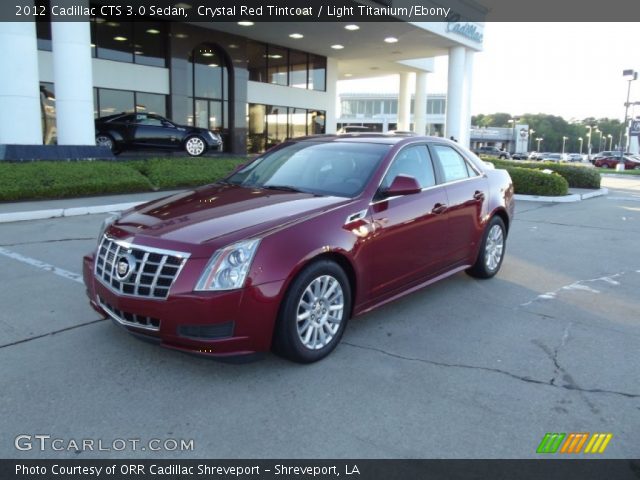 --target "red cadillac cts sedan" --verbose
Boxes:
[83,134,514,363]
